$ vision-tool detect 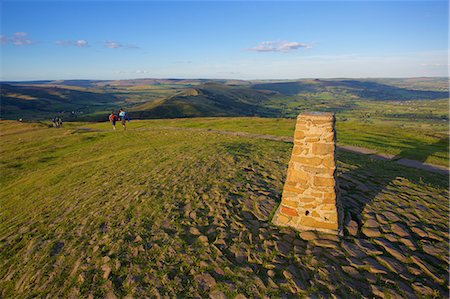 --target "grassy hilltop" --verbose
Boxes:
[1,120,448,298]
